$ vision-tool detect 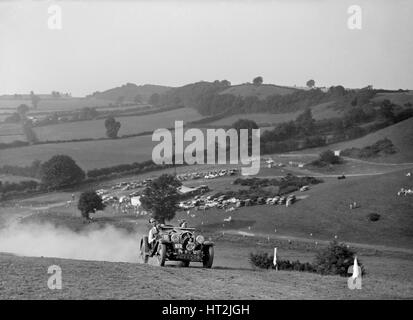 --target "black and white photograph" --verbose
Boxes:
[0,0,412,304]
